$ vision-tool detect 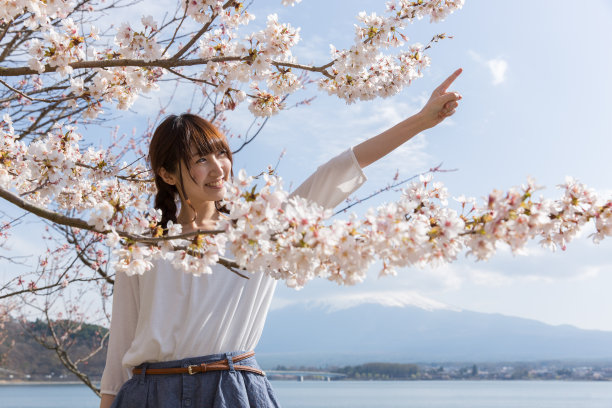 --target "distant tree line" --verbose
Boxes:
[0,318,108,381]
[338,362,420,380]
